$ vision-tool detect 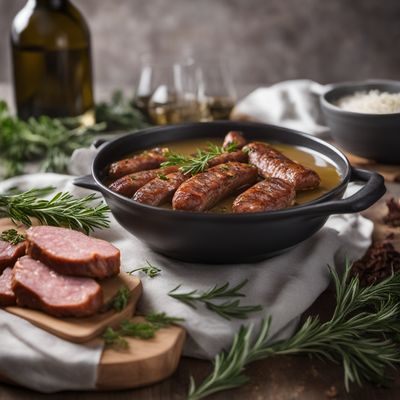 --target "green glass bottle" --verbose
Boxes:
[11,0,94,124]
